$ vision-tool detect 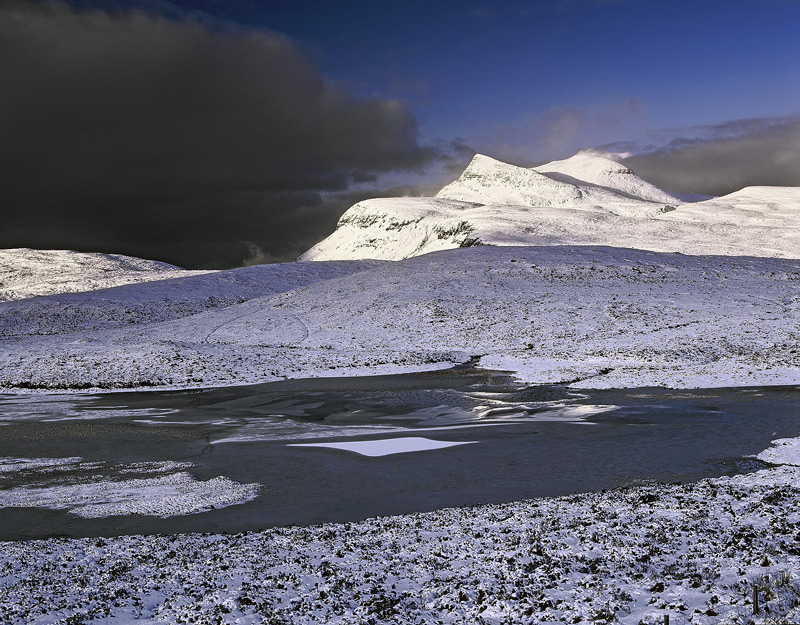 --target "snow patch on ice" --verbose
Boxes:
[288,436,477,457]
[534,404,617,420]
